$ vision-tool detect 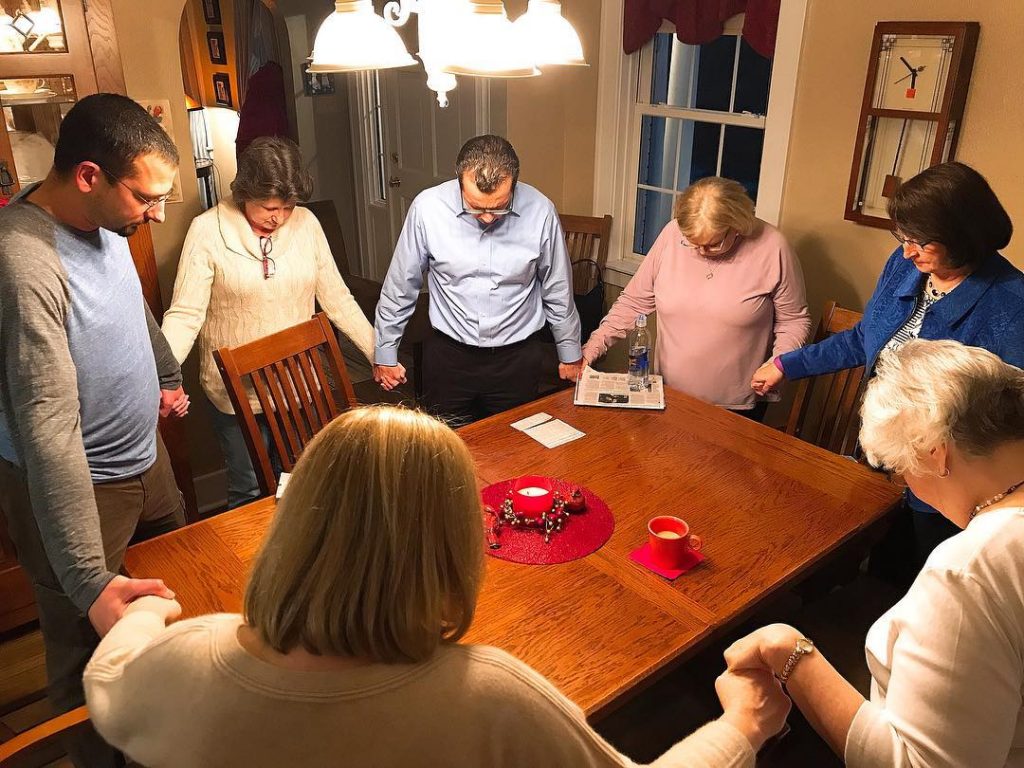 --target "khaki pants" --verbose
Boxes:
[0,435,185,768]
